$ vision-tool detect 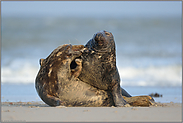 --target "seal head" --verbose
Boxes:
[85,30,114,53]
